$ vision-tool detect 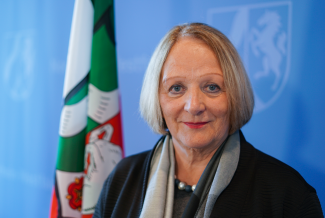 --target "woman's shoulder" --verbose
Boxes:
[253,146,315,192]
[114,136,165,172]
[114,150,152,172]
[239,132,314,193]
[230,134,324,217]
[102,149,153,191]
